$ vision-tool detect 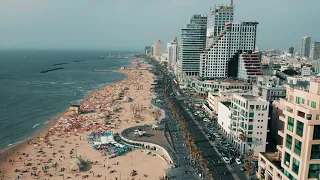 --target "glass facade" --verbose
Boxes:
[284,152,291,167]
[180,15,207,76]
[286,134,292,150]
[311,101,317,108]
[292,158,300,175]
[311,144,320,159]
[296,120,304,137]
[294,139,302,156]
[287,116,294,132]
[308,164,320,178]
[314,125,320,140]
